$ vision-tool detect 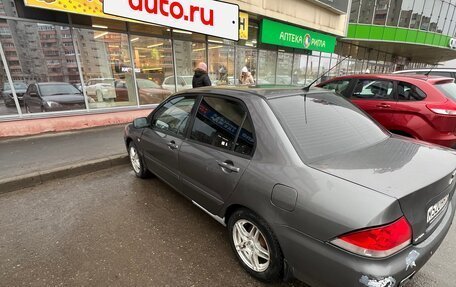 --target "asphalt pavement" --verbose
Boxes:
[0,165,455,287]
[0,125,126,182]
